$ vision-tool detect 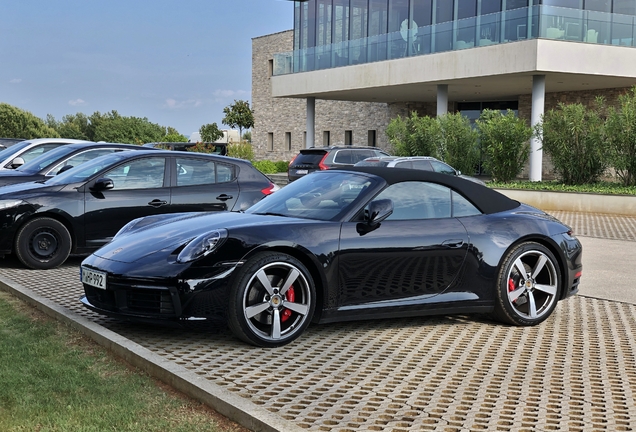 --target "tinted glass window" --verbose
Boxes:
[177,158,216,186]
[105,157,166,190]
[333,150,353,164]
[19,144,62,164]
[293,152,327,165]
[452,190,481,217]
[394,161,413,169]
[430,160,457,175]
[374,181,451,220]
[48,149,120,175]
[411,159,433,171]
[350,150,375,163]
